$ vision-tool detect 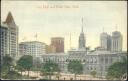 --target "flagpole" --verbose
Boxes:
[35,33,38,41]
